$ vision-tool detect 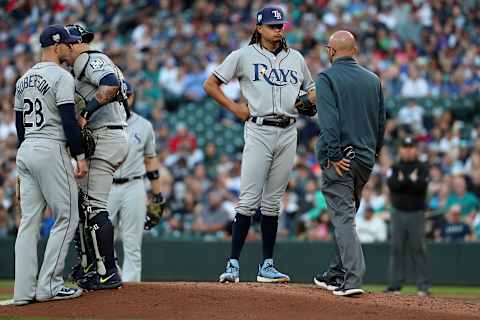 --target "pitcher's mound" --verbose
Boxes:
[1,282,479,319]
